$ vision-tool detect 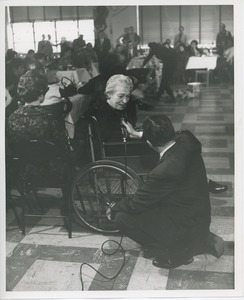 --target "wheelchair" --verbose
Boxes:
[71,116,158,234]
